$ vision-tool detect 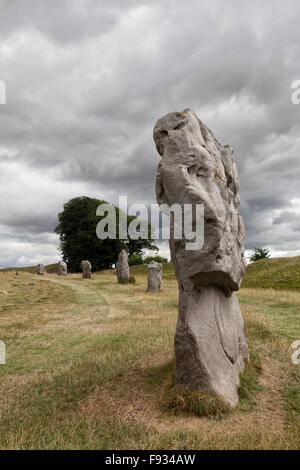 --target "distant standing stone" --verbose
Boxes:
[58,260,67,276]
[15,271,19,276]
[147,261,162,291]
[37,264,46,275]
[81,260,92,279]
[117,250,130,282]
